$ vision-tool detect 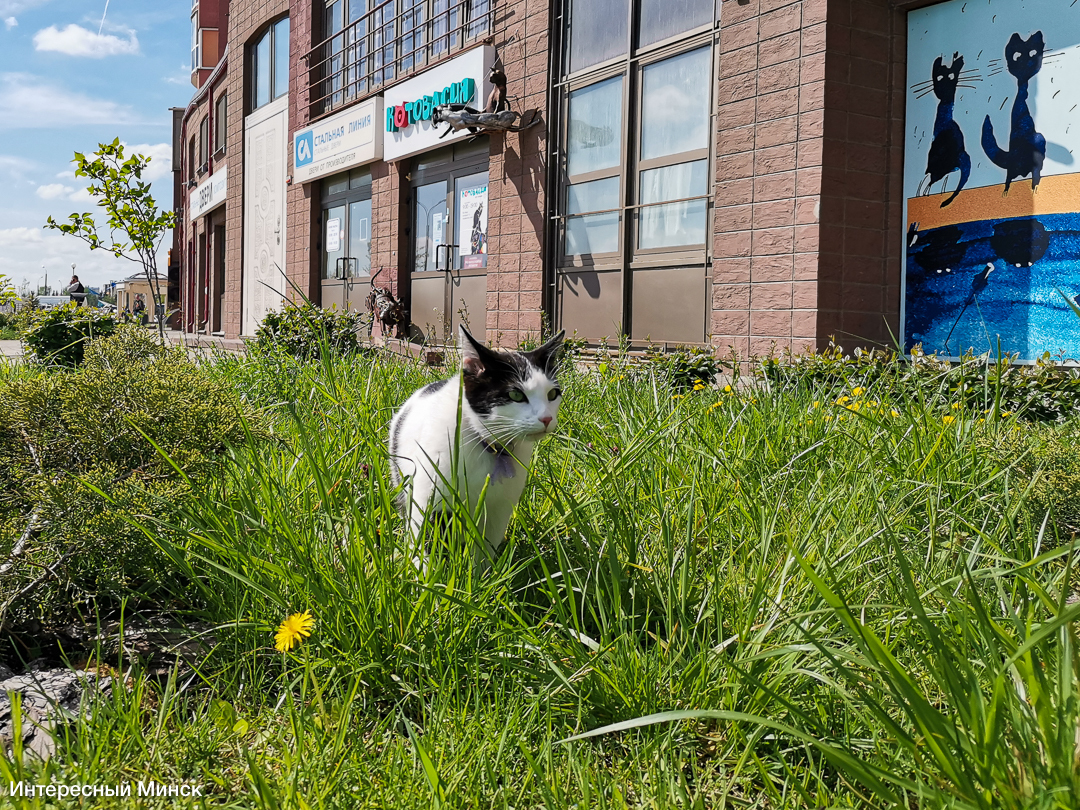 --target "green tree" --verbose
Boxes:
[0,274,18,308]
[46,139,175,342]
